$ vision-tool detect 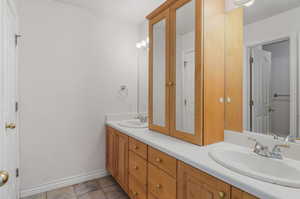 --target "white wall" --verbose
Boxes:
[18,0,138,194]
[244,6,300,45]
[137,21,148,113]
